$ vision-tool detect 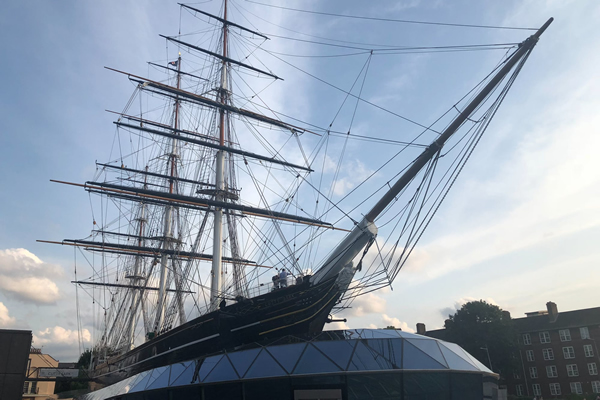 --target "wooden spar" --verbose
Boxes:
[114,121,314,172]
[105,67,318,135]
[49,180,350,232]
[106,110,221,143]
[159,35,280,79]
[96,163,221,188]
[147,62,208,81]
[365,17,553,223]
[71,280,195,294]
[36,240,272,268]
[178,3,269,40]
